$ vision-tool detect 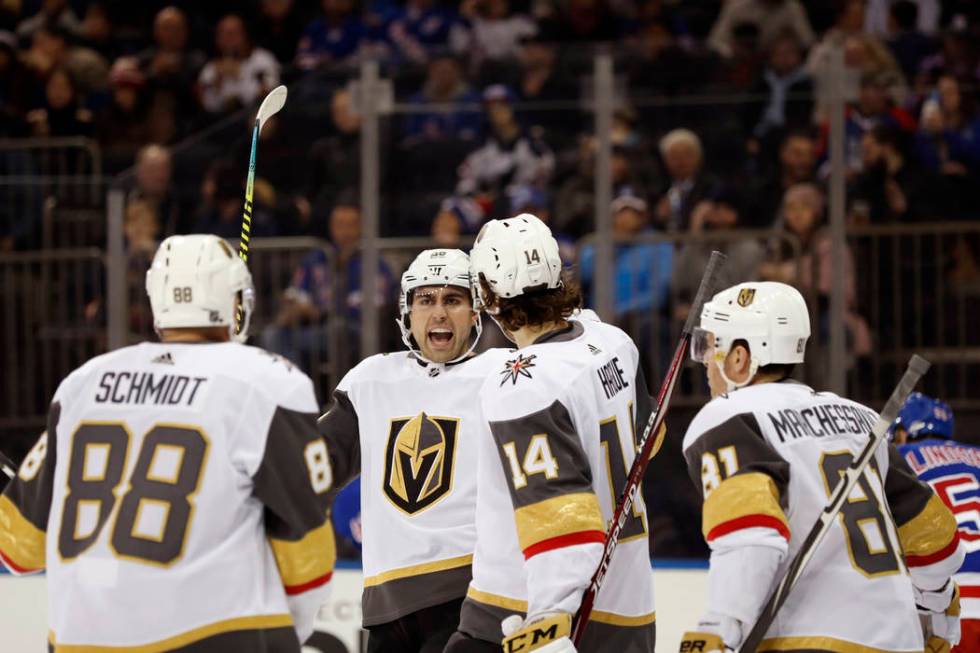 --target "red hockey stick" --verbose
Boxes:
[571,250,727,644]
